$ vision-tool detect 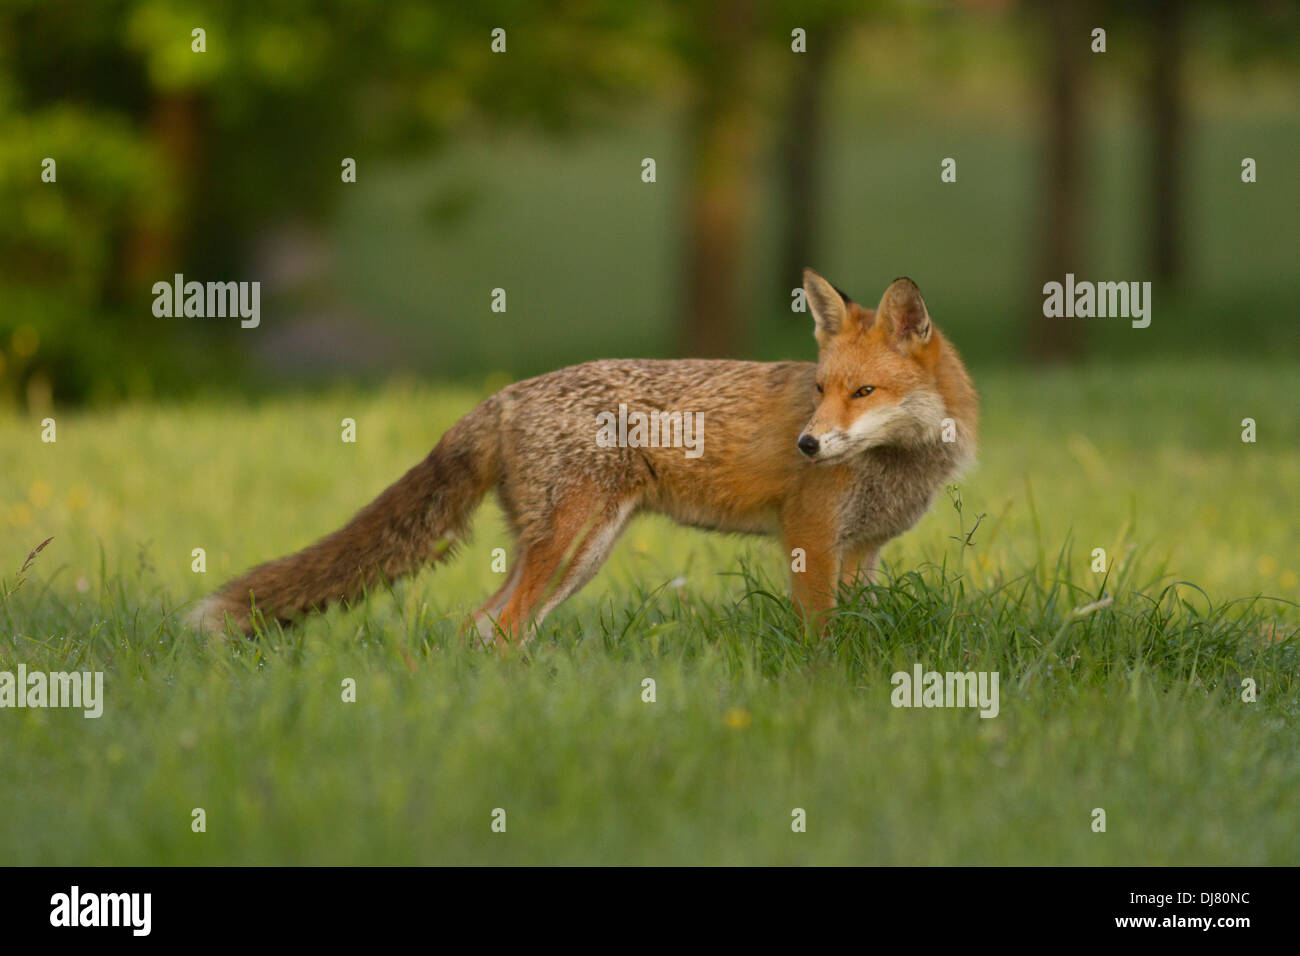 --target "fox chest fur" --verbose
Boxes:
[834,442,968,548]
